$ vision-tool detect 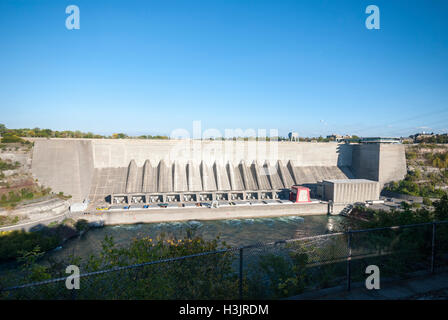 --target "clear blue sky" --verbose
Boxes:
[0,0,447,137]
